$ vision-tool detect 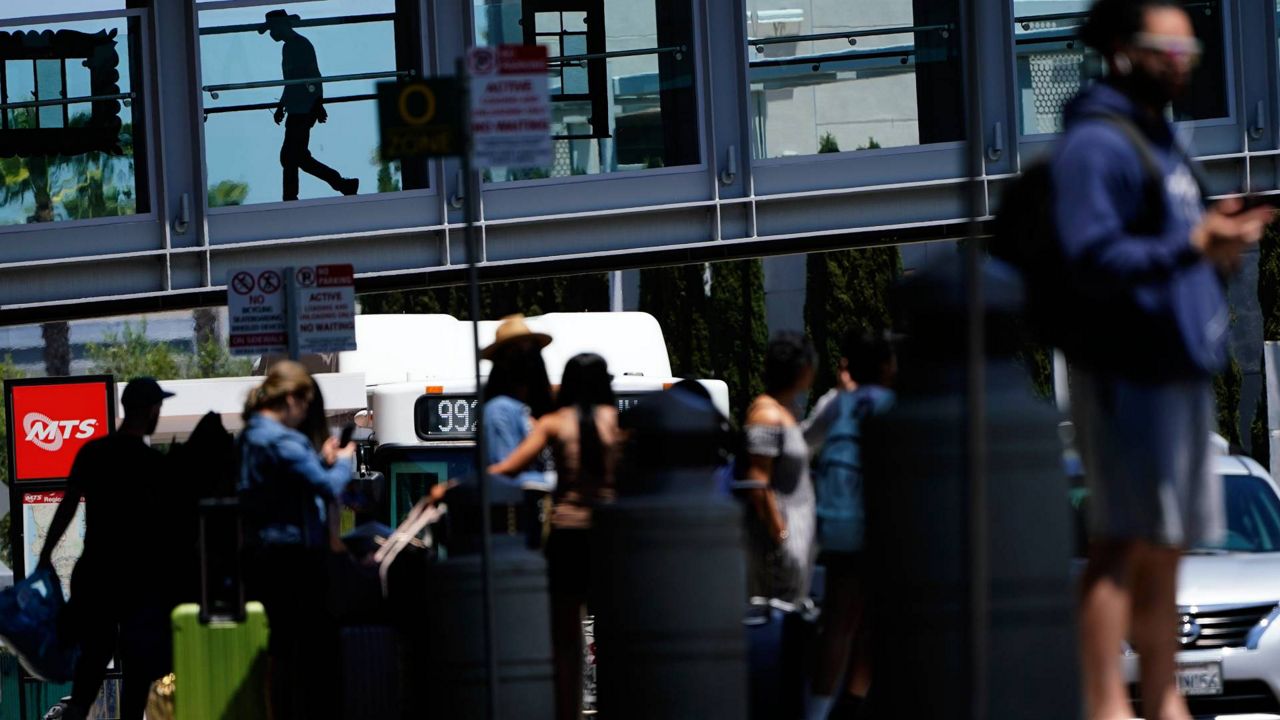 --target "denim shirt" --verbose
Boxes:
[483,395,555,501]
[238,413,353,547]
